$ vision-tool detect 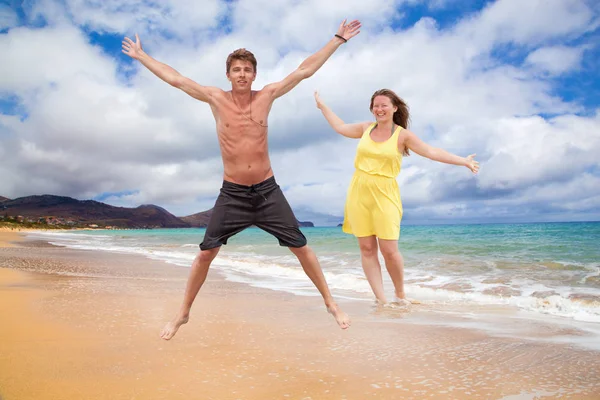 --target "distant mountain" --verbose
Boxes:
[1,194,315,230]
[292,207,344,227]
[180,209,213,227]
[180,209,314,228]
[2,195,189,229]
